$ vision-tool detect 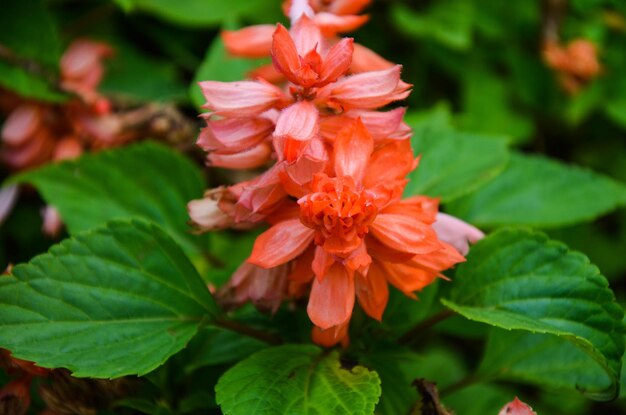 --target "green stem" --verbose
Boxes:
[214,317,283,346]
[439,374,484,397]
[399,309,456,345]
